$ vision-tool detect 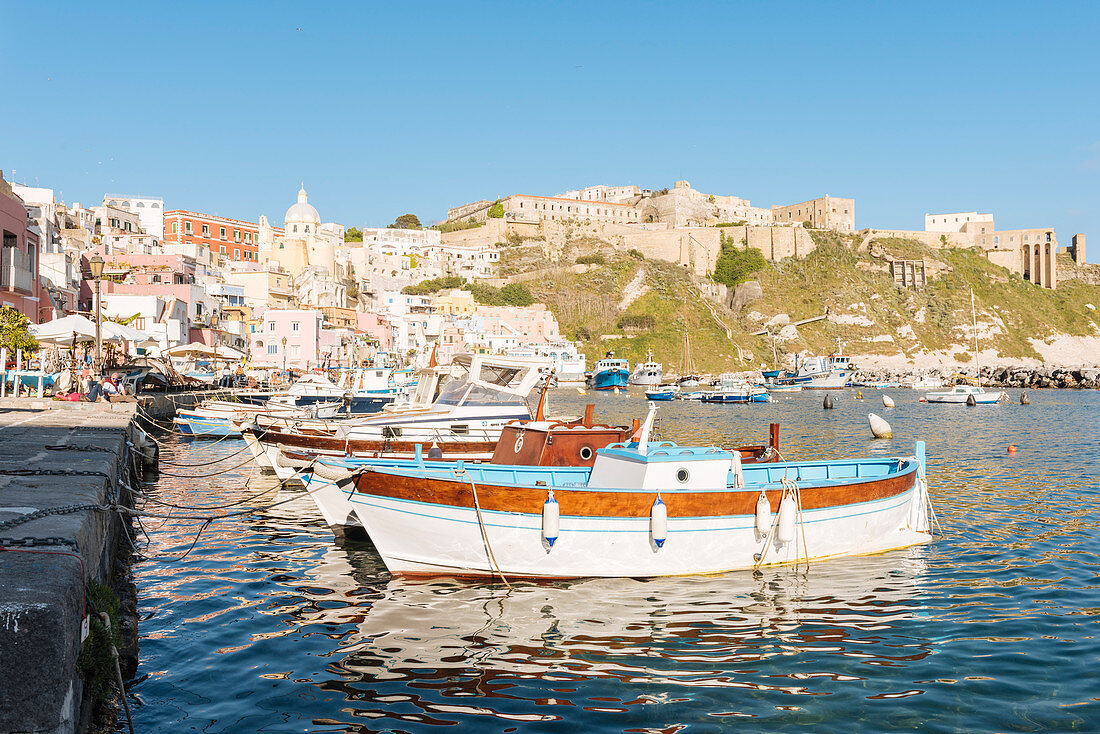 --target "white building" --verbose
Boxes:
[103,194,165,238]
[924,211,995,233]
